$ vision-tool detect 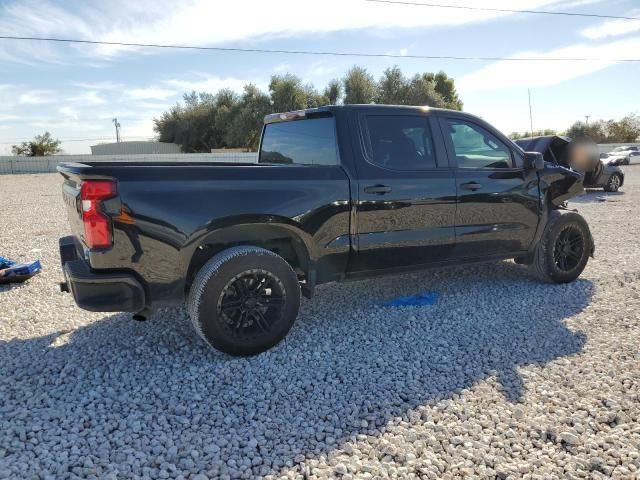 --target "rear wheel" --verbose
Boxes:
[604,173,621,192]
[188,246,300,356]
[529,210,592,283]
